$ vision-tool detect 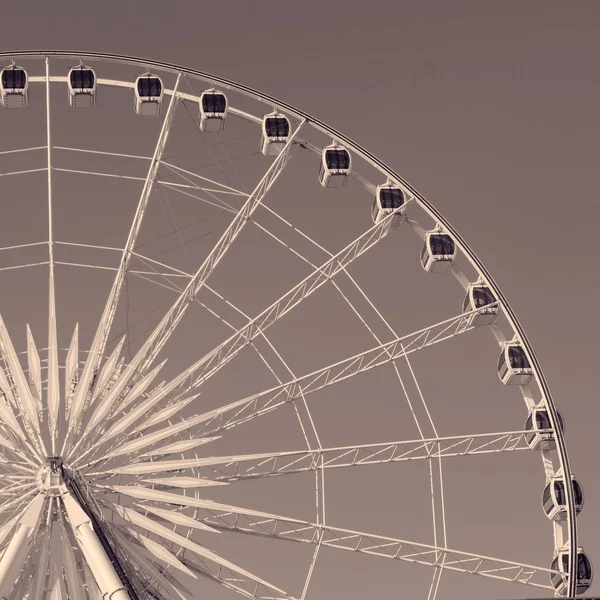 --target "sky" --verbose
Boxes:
[0,1,598,599]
